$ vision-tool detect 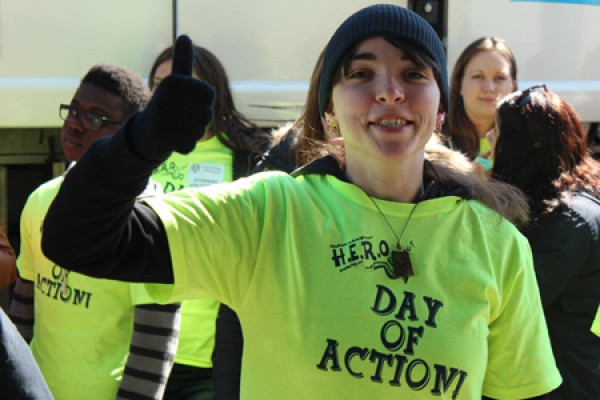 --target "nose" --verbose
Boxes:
[376,76,404,104]
[482,78,495,91]
[64,112,85,133]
